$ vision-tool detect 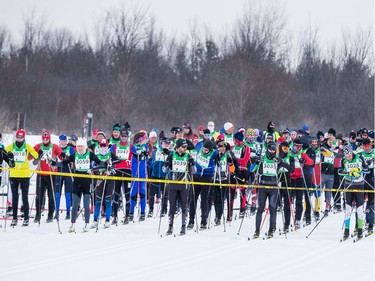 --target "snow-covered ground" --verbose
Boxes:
[0,133,374,281]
